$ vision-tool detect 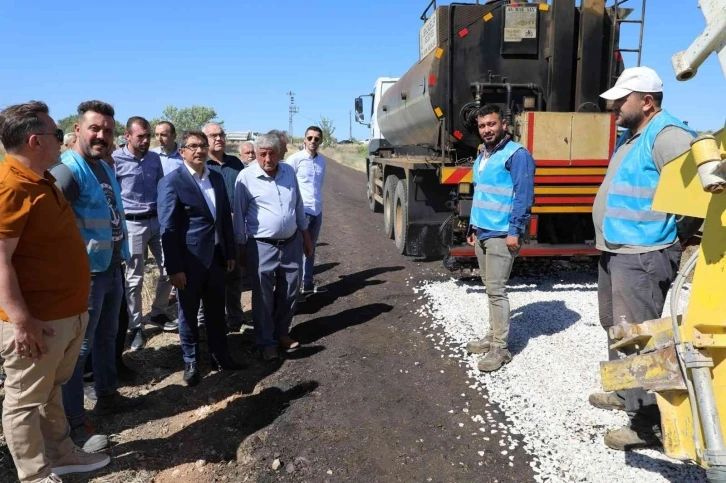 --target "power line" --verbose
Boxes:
[286,91,299,139]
